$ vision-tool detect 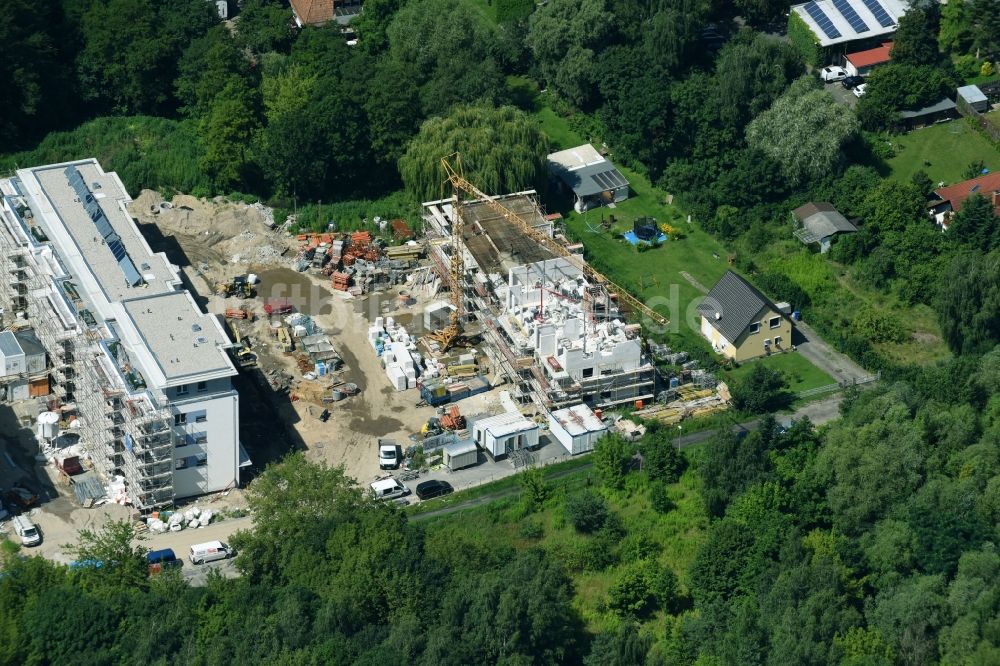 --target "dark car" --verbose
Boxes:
[841,75,864,89]
[415,480,454,500]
